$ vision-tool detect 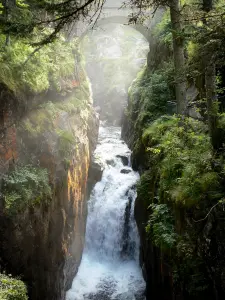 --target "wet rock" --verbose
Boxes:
[116,155,129,166]
[120,168,132,174]
[106,159,116,166]
[90,160,103,182]
[121,195,132,259]
[114,291,136,300]
[84,279,116,300]
[87,158,103,198]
